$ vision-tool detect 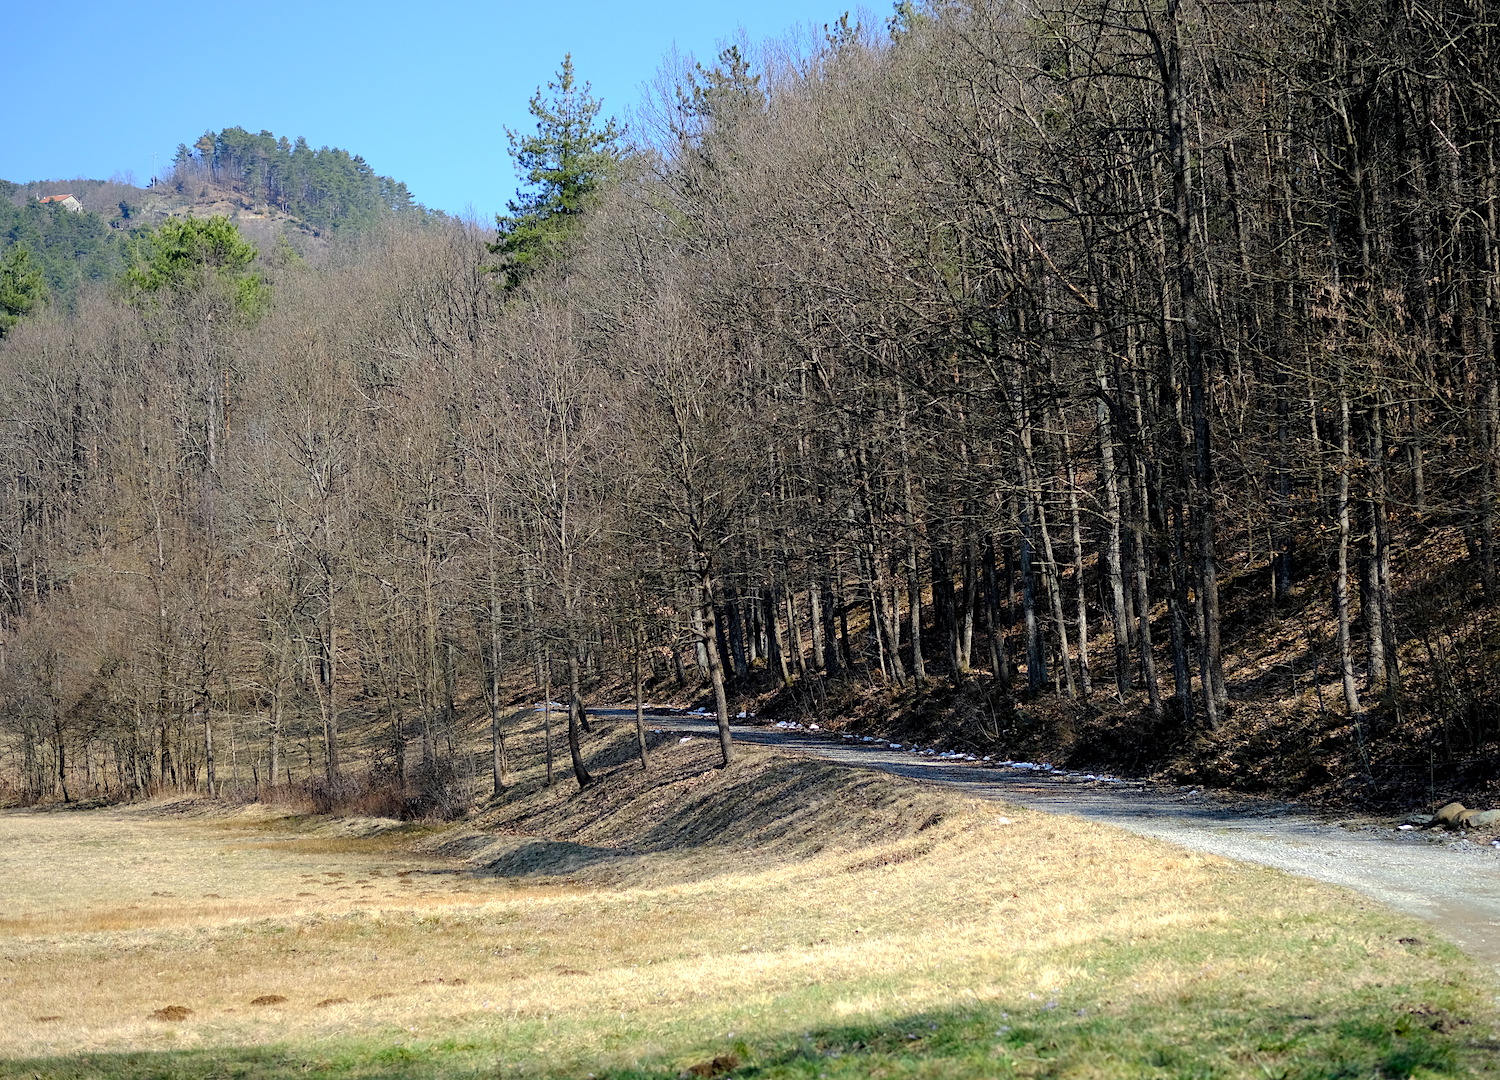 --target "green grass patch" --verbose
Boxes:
[7,923,1496,1080]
